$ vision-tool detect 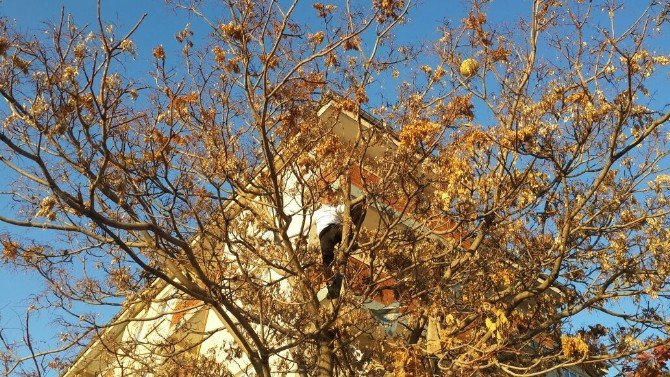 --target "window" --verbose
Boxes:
[562,369,582,377]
